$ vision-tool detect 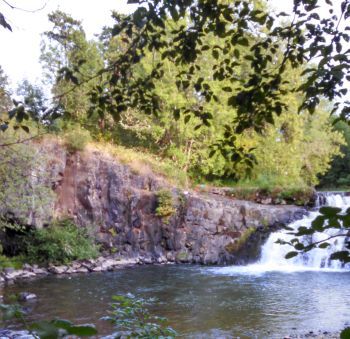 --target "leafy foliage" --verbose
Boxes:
[318,120,350,189]
[0,302,98,339]
[23,219,99,265]
[90,5,343,186]
[80,0,350,168]
[155,189,176,220]
[282,206,350,264]
[30,320,98,338]
[40,10,104,128]
[64,125,92,152]
[0,294,176,338]
[341,327,350,339]
[0,130,55,226]
[1,0,350,271]
[103,294,177,338]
